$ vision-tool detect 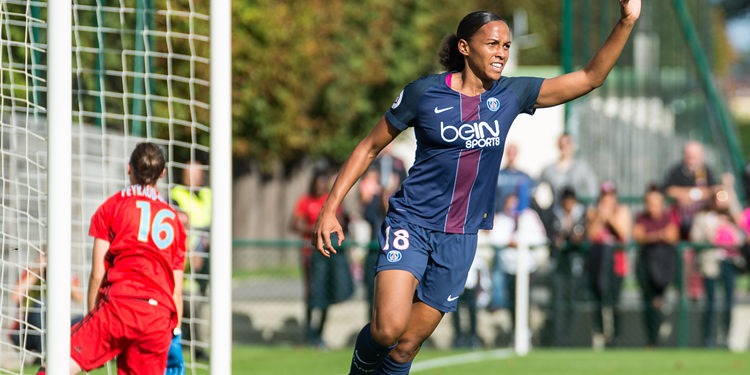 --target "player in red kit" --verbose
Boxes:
[39,143,186,374]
